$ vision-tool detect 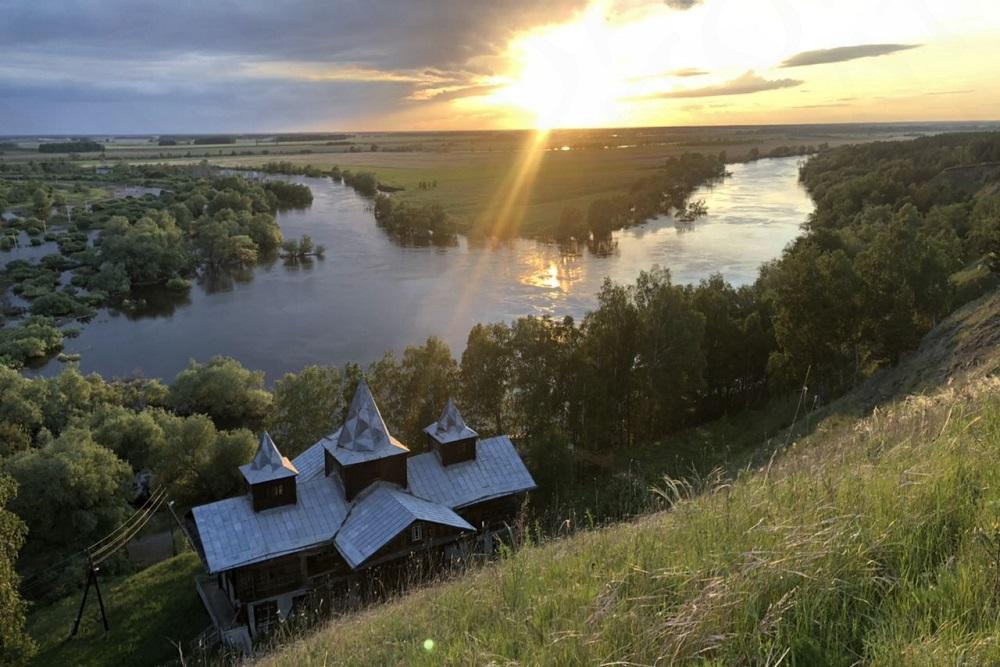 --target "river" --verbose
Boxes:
[27,156,813,381]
